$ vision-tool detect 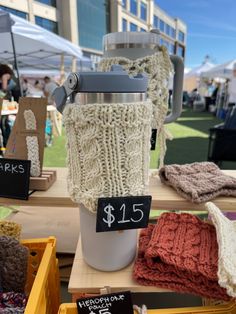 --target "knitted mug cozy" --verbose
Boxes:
[206,202,236,297]
[99,46,173,167]
[0,220,21,240]
[0,236,28,293]
[63,101,152,212]
[133,212,230,300]
[159,162,236,203]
